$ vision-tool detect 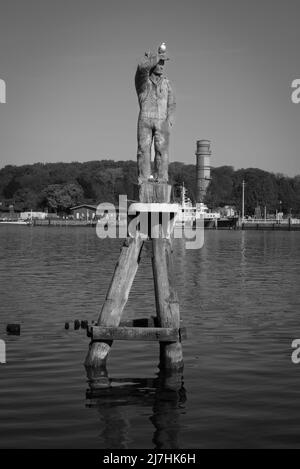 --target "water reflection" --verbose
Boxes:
[85,366,186,449]
[240,230,247,288]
